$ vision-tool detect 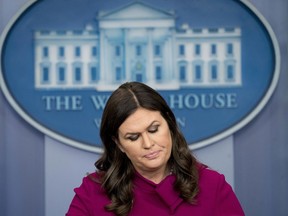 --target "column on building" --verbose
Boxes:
[124,28,130,81]
[164,29,175,83]
[99,28,107,85]
[146,28,154,84]
[235,38,242,85]
[170,28,178,83]
[49,41,56,88]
